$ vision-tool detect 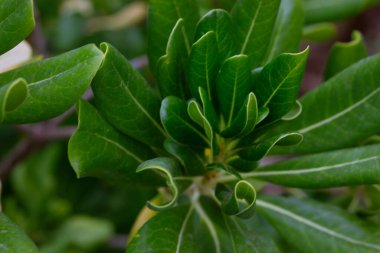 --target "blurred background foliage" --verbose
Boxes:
[1,0,380,252]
